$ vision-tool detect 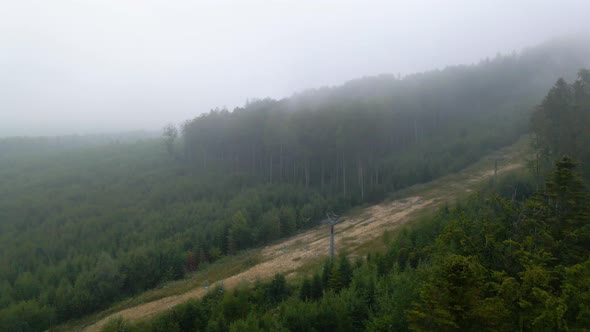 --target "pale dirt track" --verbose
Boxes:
[83,149,526,332]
